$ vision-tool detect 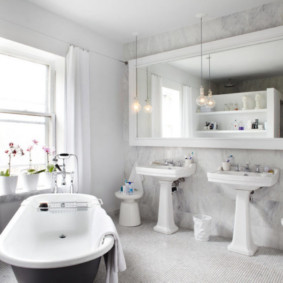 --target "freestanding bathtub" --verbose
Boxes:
[0,193,114,283]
